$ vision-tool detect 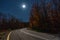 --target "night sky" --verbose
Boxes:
[0,0,53,22]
